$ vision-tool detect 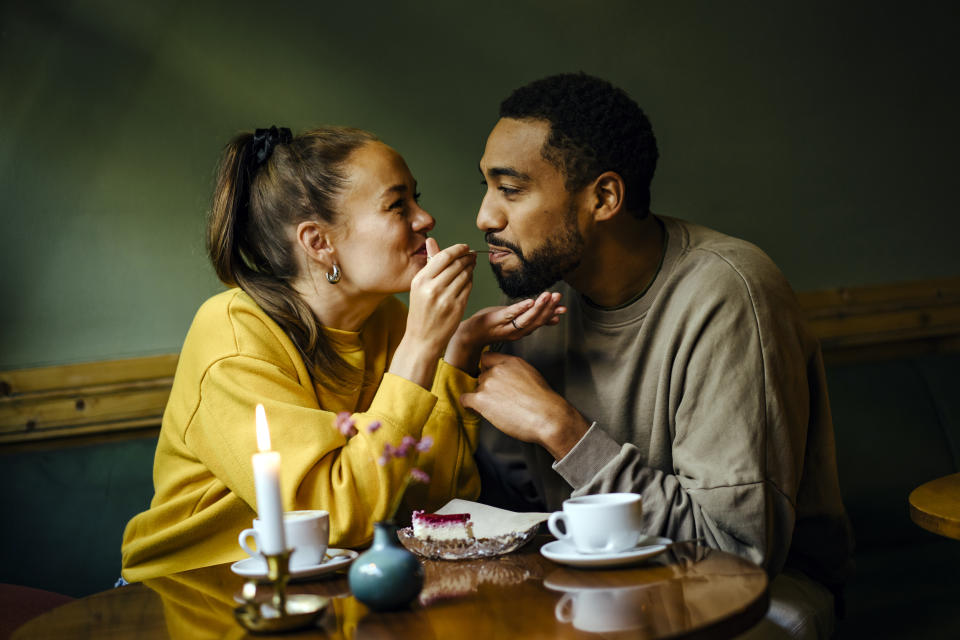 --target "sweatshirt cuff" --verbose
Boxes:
[552,422,621,489]
[432,358,478,402]
[367,372,438,436]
